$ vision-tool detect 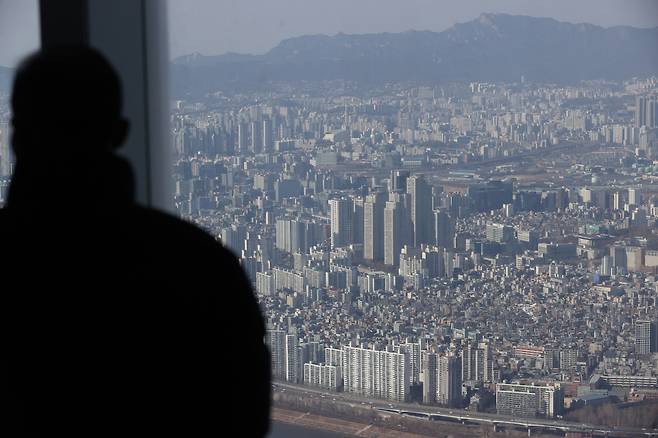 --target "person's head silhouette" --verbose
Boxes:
[8,47,134,208]
[11,47,129,162]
